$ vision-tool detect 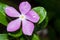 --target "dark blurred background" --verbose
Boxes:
[0,0,60,40]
